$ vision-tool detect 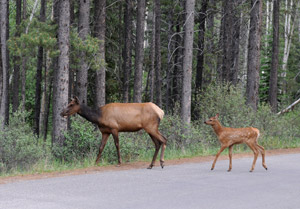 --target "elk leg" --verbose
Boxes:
[228,145,234,172]
[211,146,227,170]
[95,133,110,164]
[112,130,122,166]
[256,143,267,170]
[147,135,160,169]
[157,132,167,169]
[247,142,259,172]
[147,130,167,169]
